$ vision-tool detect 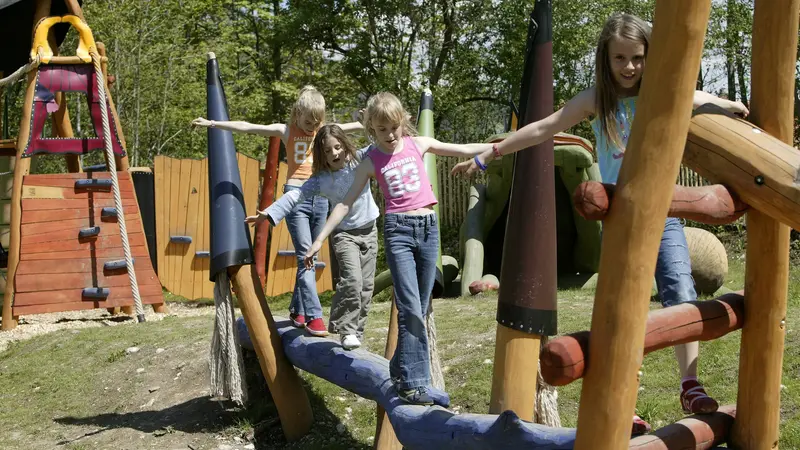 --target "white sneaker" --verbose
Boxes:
[341,335,361,350]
